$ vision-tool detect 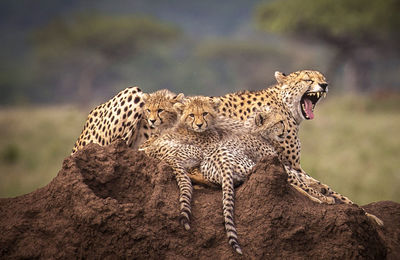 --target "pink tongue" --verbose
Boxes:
[304,98,314,119]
